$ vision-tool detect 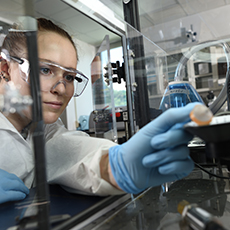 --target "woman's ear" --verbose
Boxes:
[0,59,10,82]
